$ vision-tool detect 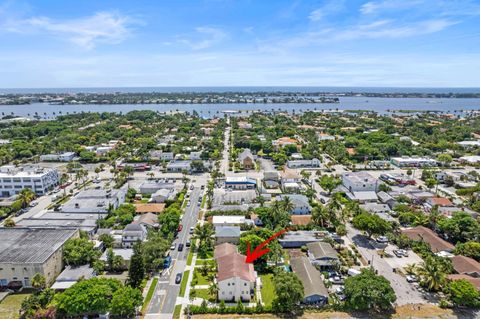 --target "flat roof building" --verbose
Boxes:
[61,188,126,214]
[0,165,60,197]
